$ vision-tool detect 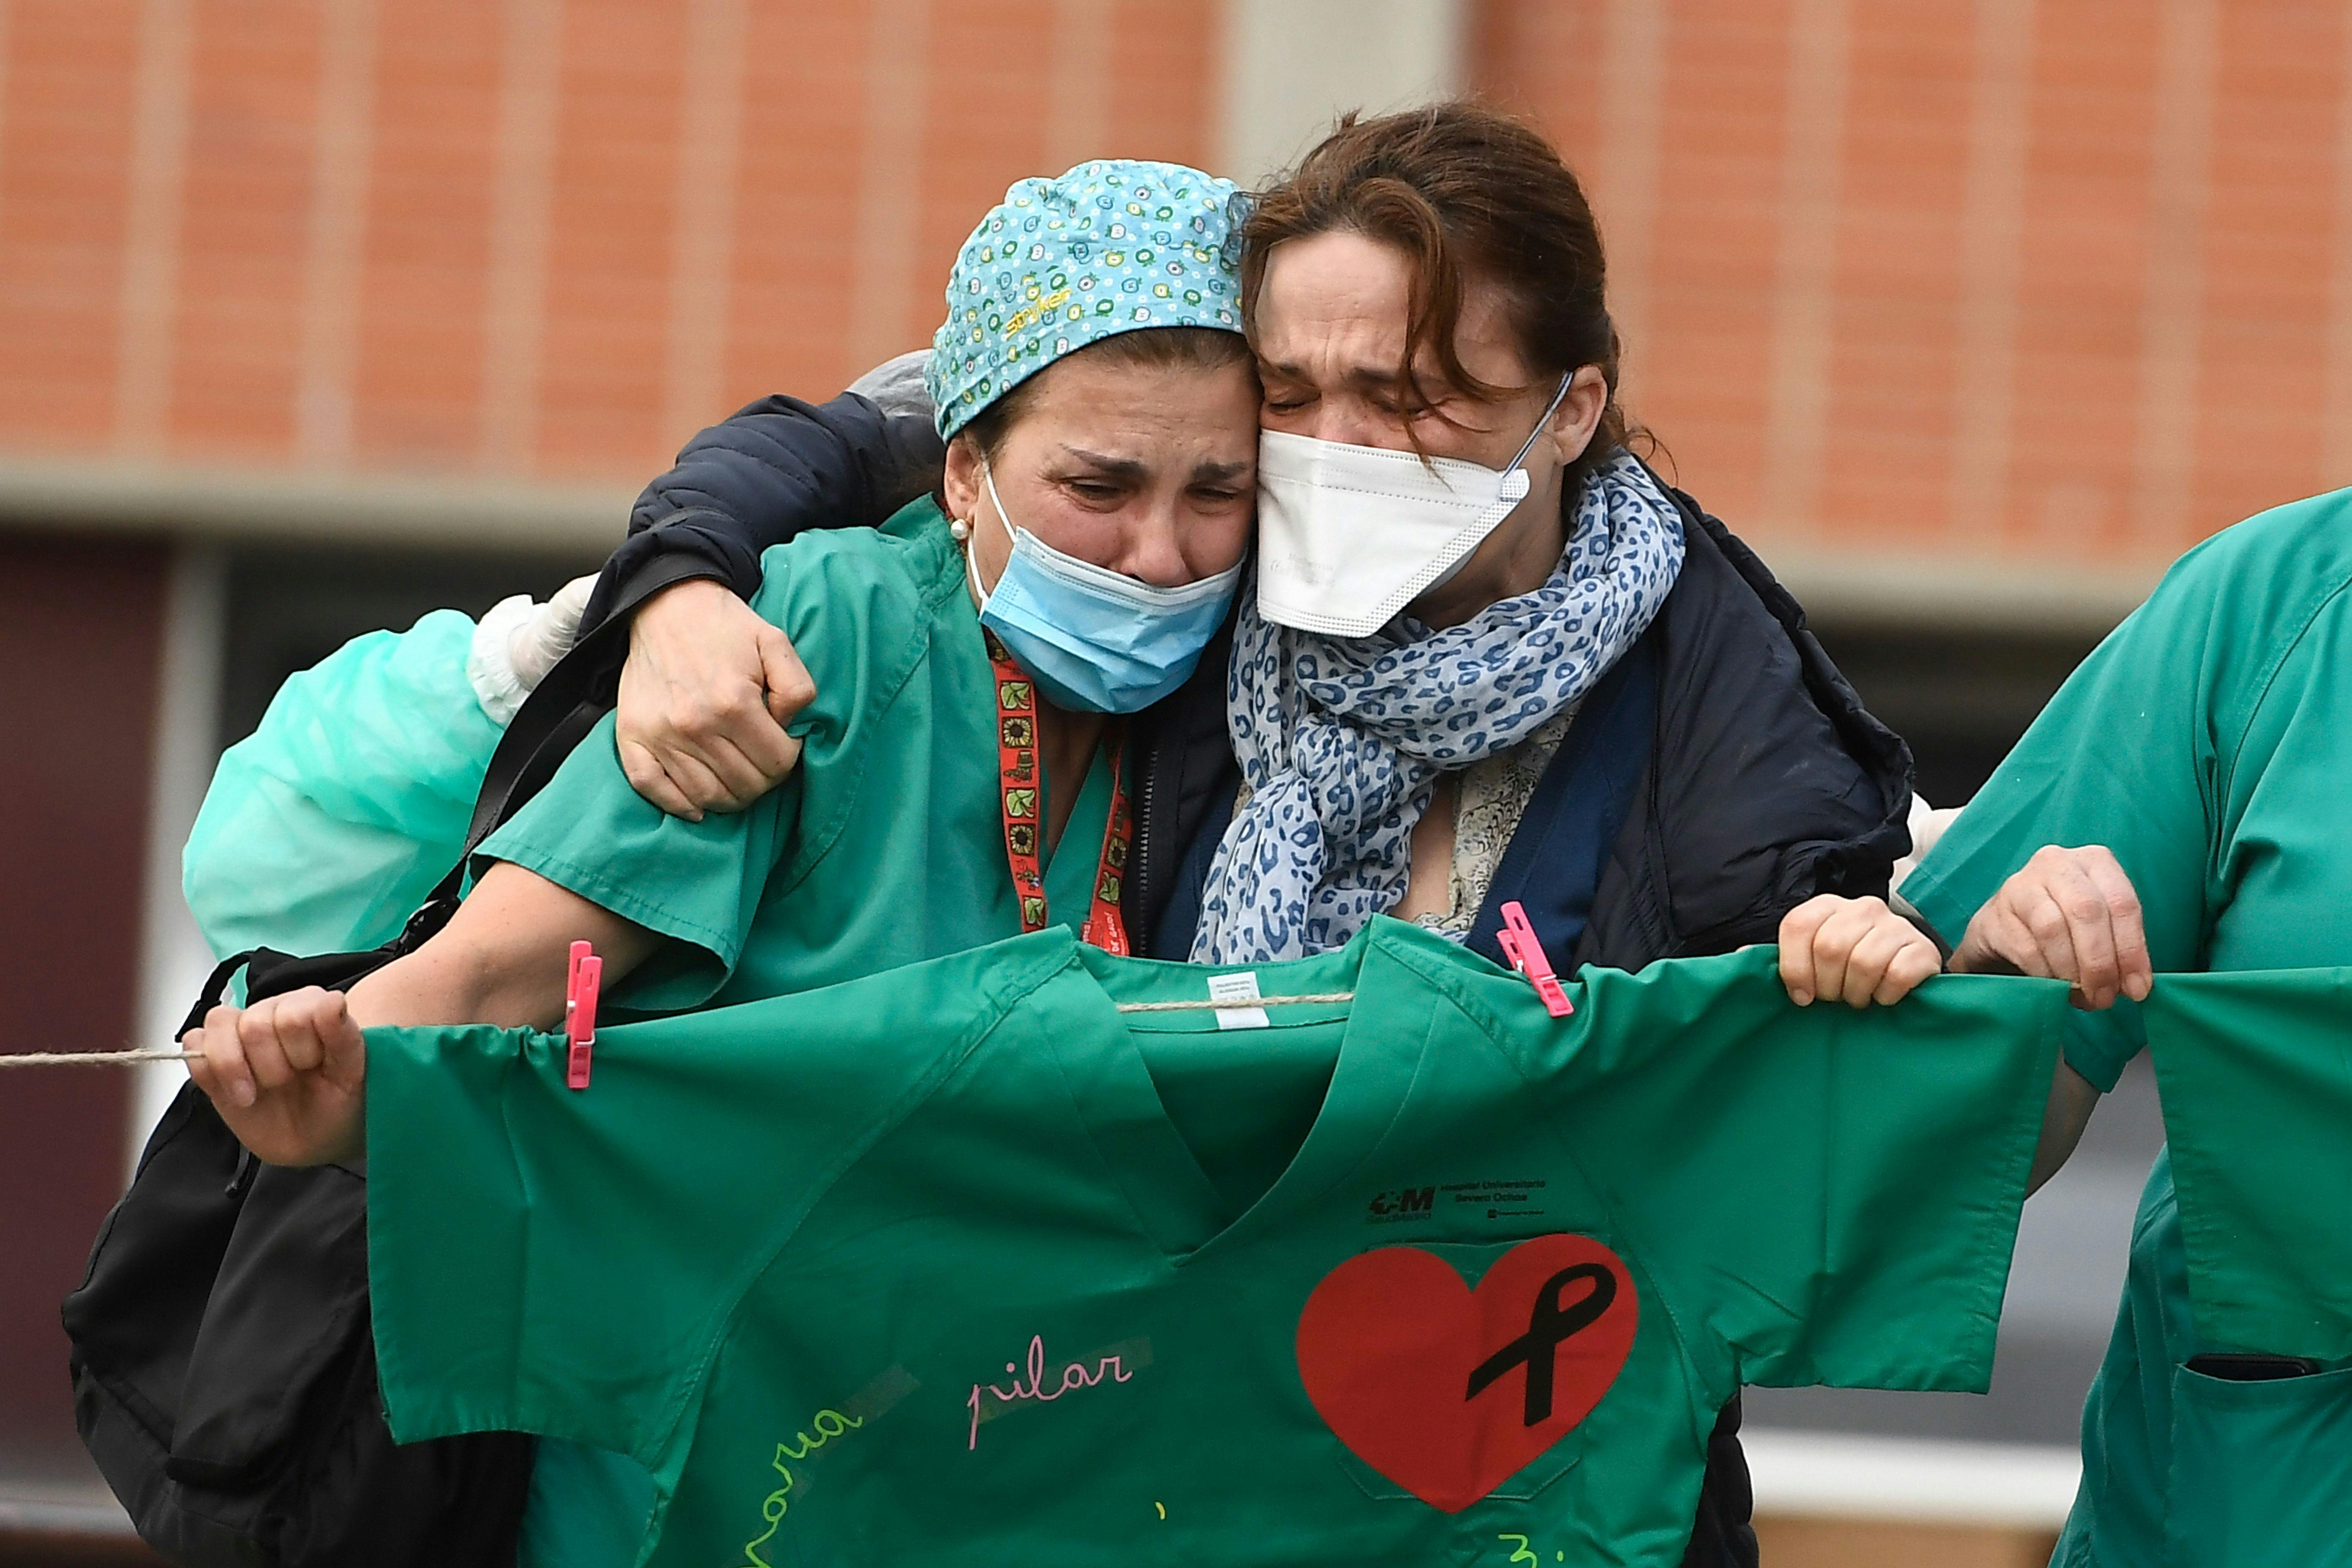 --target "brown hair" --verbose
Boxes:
[958,325,1252,461]
[1241,101,1644,492]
